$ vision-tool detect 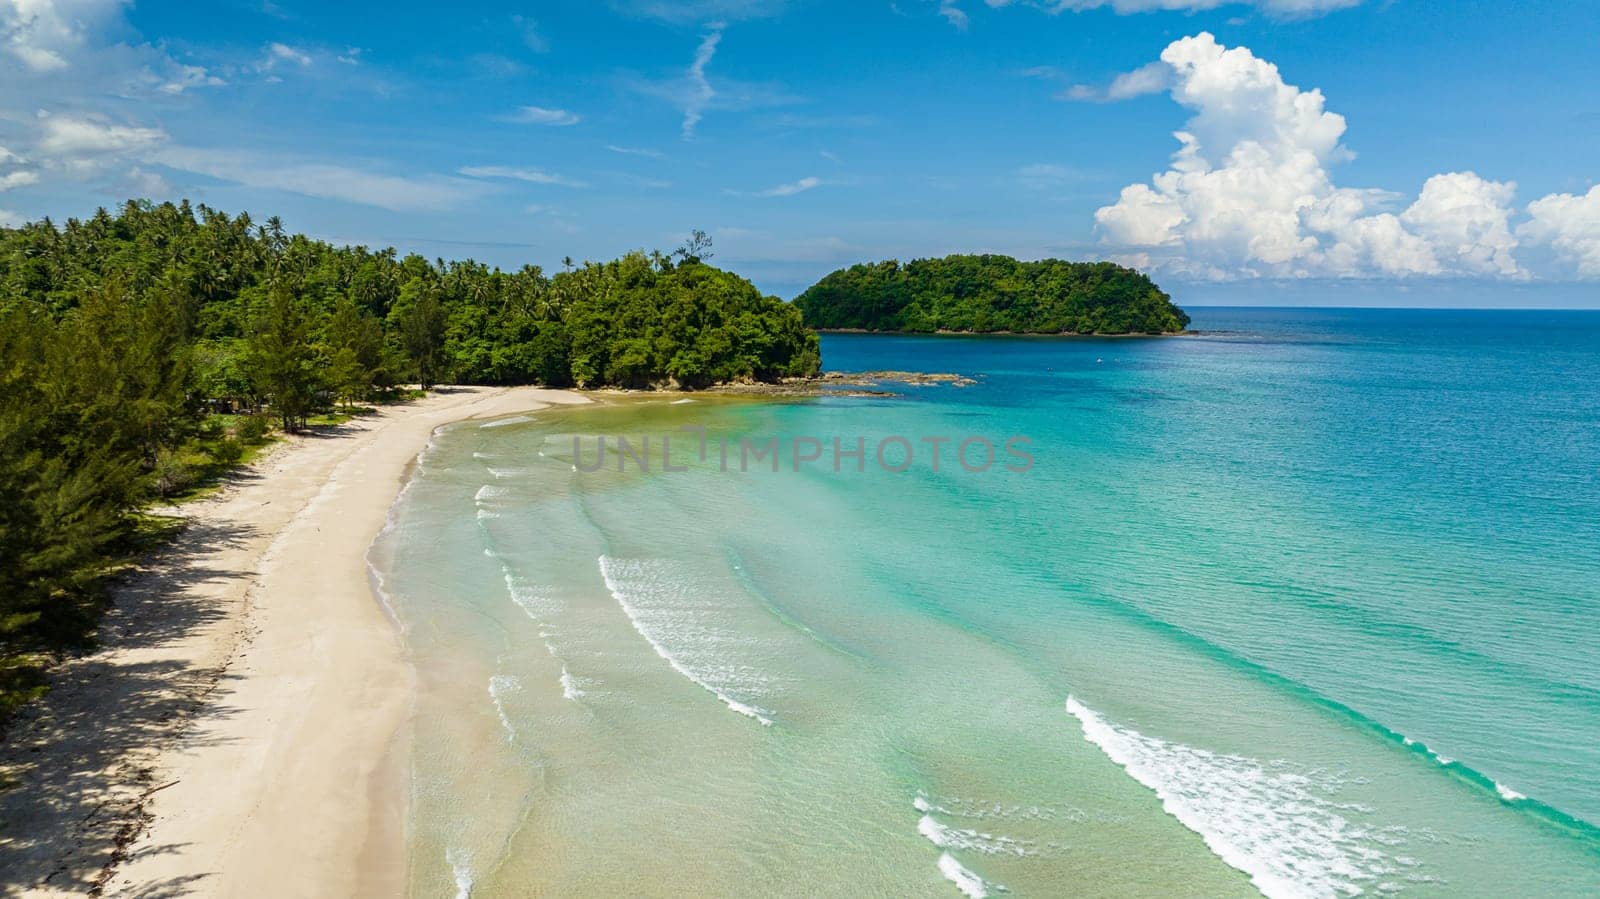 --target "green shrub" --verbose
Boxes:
[235,414,271,442]
[210,437,245,465]
[151,449,196,497]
